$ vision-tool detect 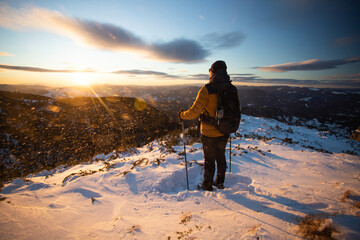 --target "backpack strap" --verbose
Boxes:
[200,83,218,125]
[216,81,233,108]
[217,84,224,109]
[205,83,217,94]
[199,108,216,125]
